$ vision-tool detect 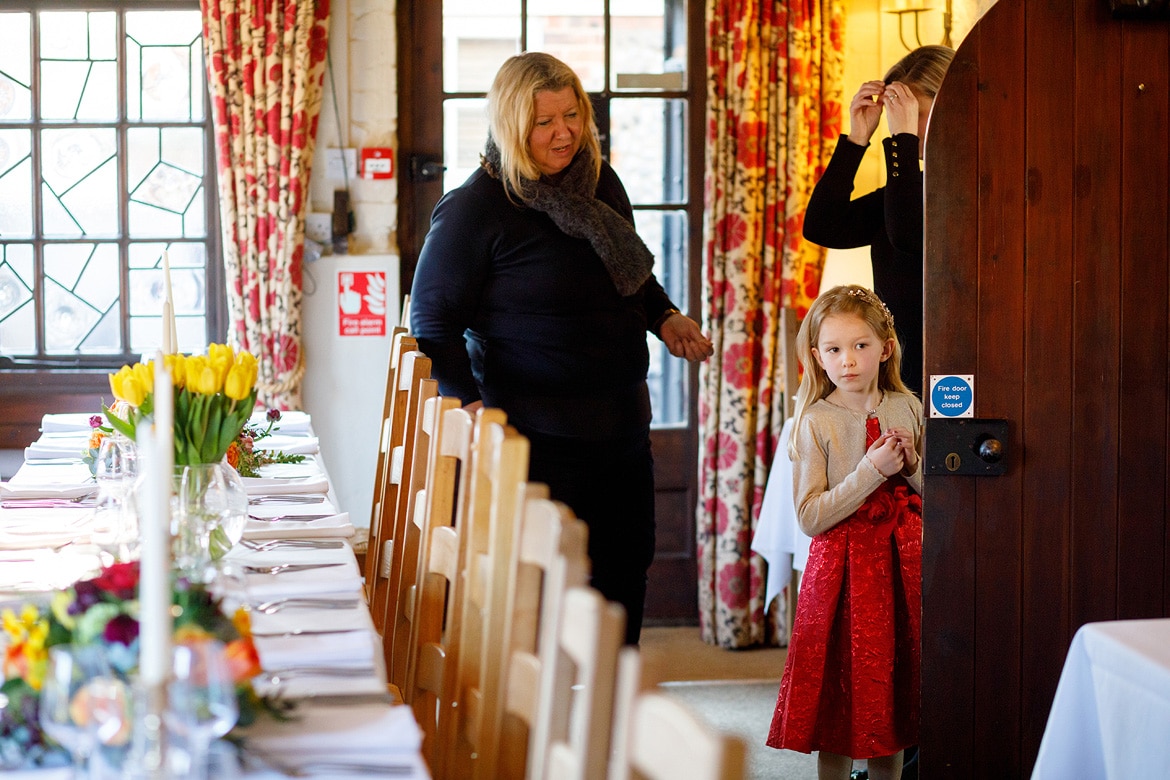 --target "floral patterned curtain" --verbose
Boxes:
[201,0,331,409]
[697,0,844,648]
